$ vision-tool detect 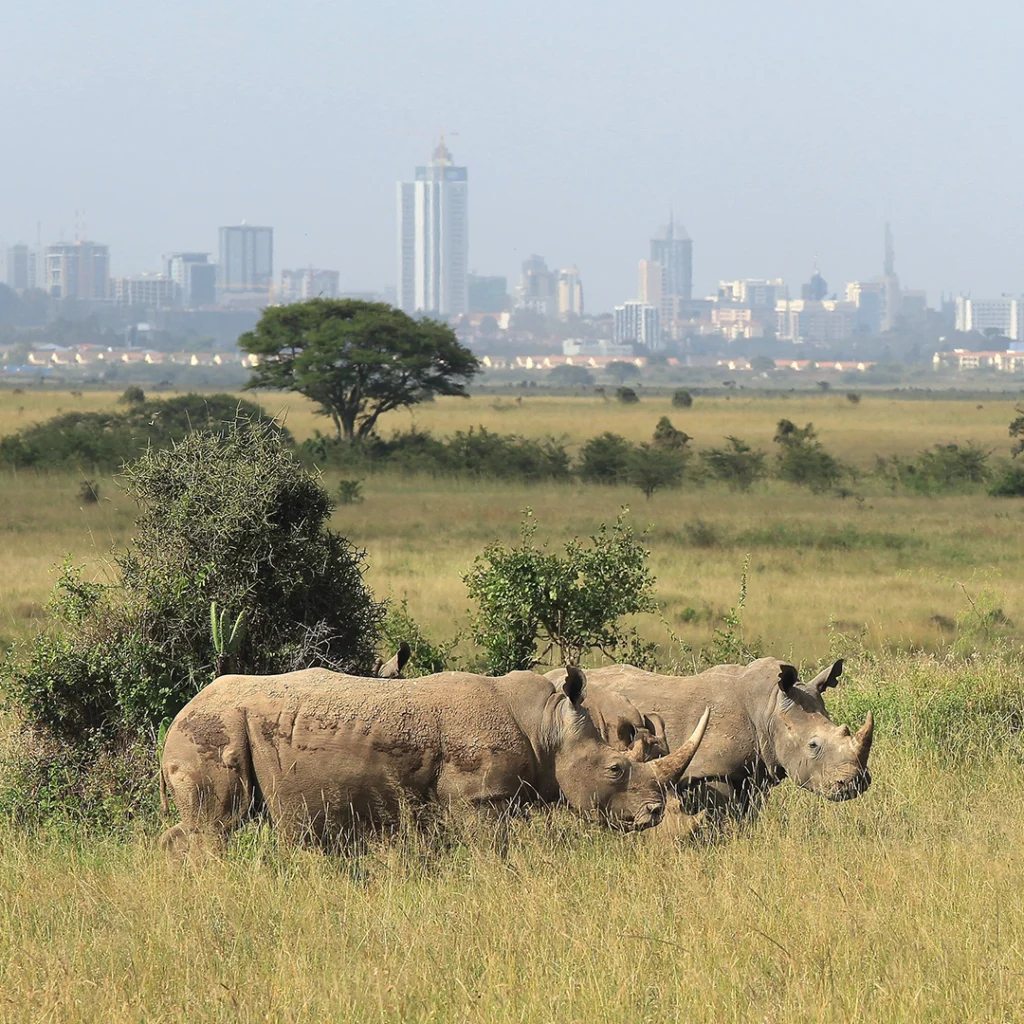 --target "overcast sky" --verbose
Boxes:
[2,0,1020,310]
